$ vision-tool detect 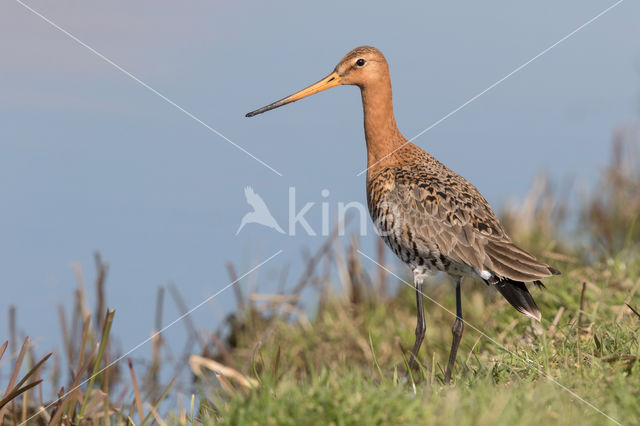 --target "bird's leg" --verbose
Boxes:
[444,277,464,384]
[408,276,426,371]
